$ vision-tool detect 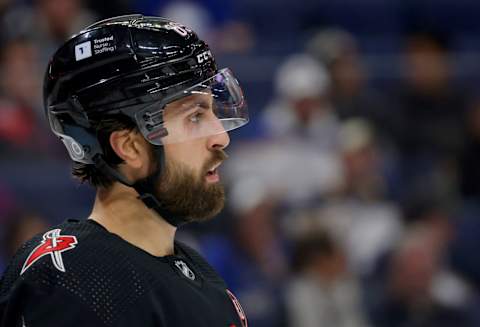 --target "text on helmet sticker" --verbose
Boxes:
[93,35,116,55]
